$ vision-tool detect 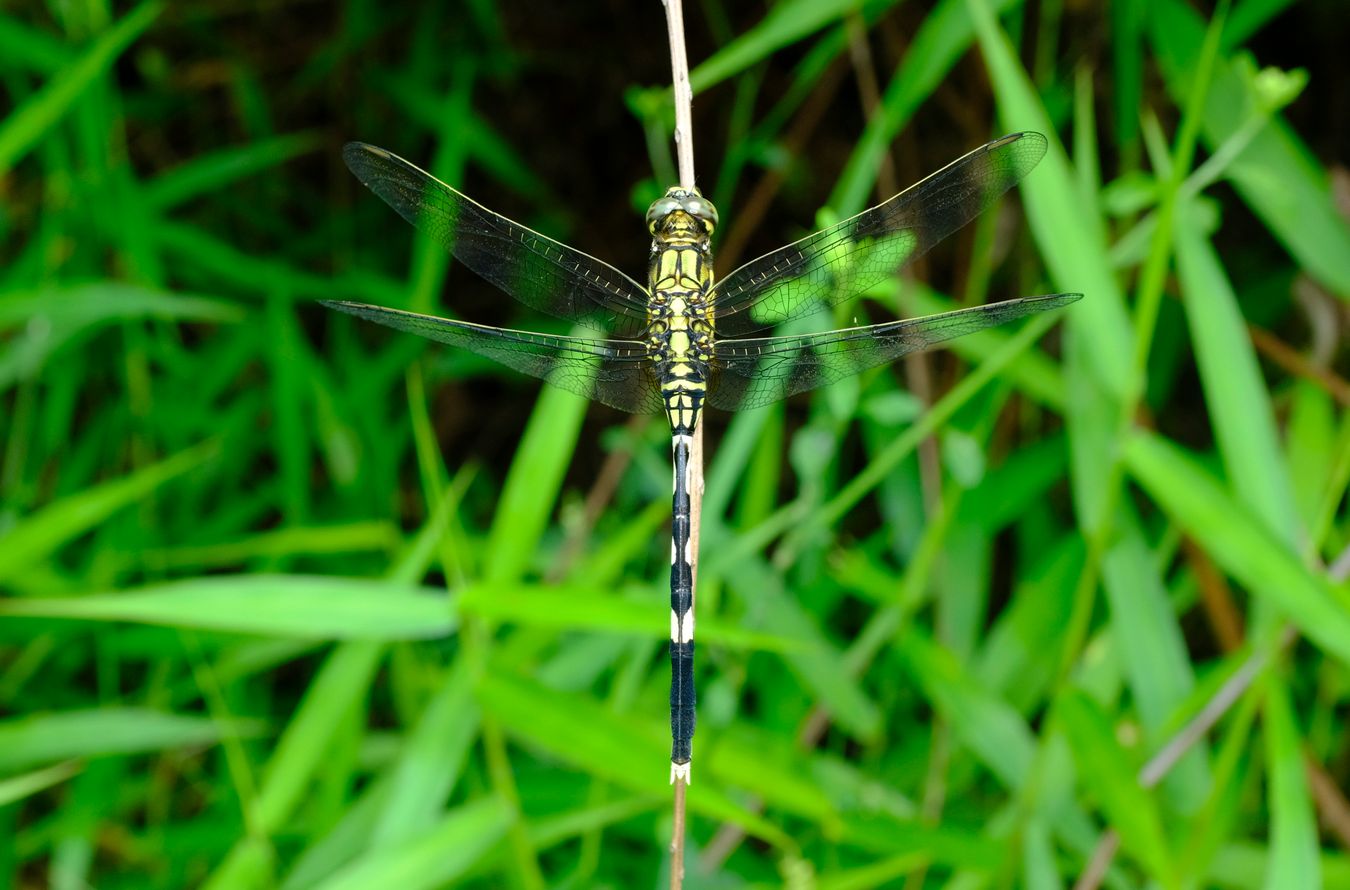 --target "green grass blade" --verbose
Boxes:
[1101,511,1208,806]
[0,16,74,74]
[369,658,480,848]
[0,576,456,640]
[138,522,401,571]
[1174,203,1298,540]
[1124,432,1350,664]
[0,761,81,806]
[690,0,888,95]
[458,582,798,651]
[0,709,259,772]
[725,556,883,742]
[483,374,589,584]
[1149,0,1350,299]
[899,626,1034,787]
[314,796,512,890]
[0,439,216,583]
[0,2,161,175]
[254,642,385,832]
[145,132,324,210]
[1058,691,1175,883]
[966,0,1133,395]
[279,776,395,890]
[1261,681,1320,889]
[1208,846,1350,889]
[831,0,1018,215]
[202,642,387,889]
[0,282,243,328]
[477,670,792,847]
